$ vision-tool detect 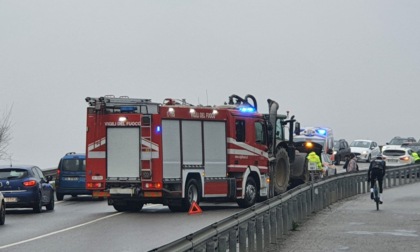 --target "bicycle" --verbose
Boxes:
[372,179,380,211]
